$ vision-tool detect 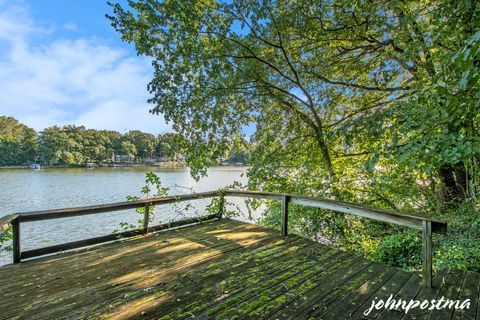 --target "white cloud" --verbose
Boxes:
[63,23,79,31]
[0,1,41,46]
[0,1,171,134]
